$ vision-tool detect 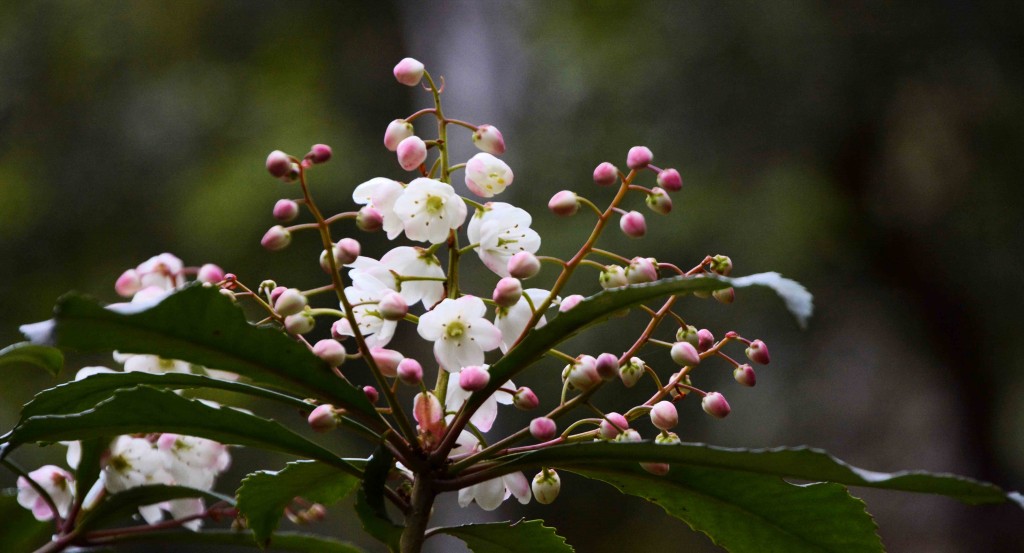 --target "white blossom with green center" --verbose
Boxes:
[467,202,541,277]
[347,245,445,308]
[416,295,502,372]
[464,152,514,198]
[393,177,467,244]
